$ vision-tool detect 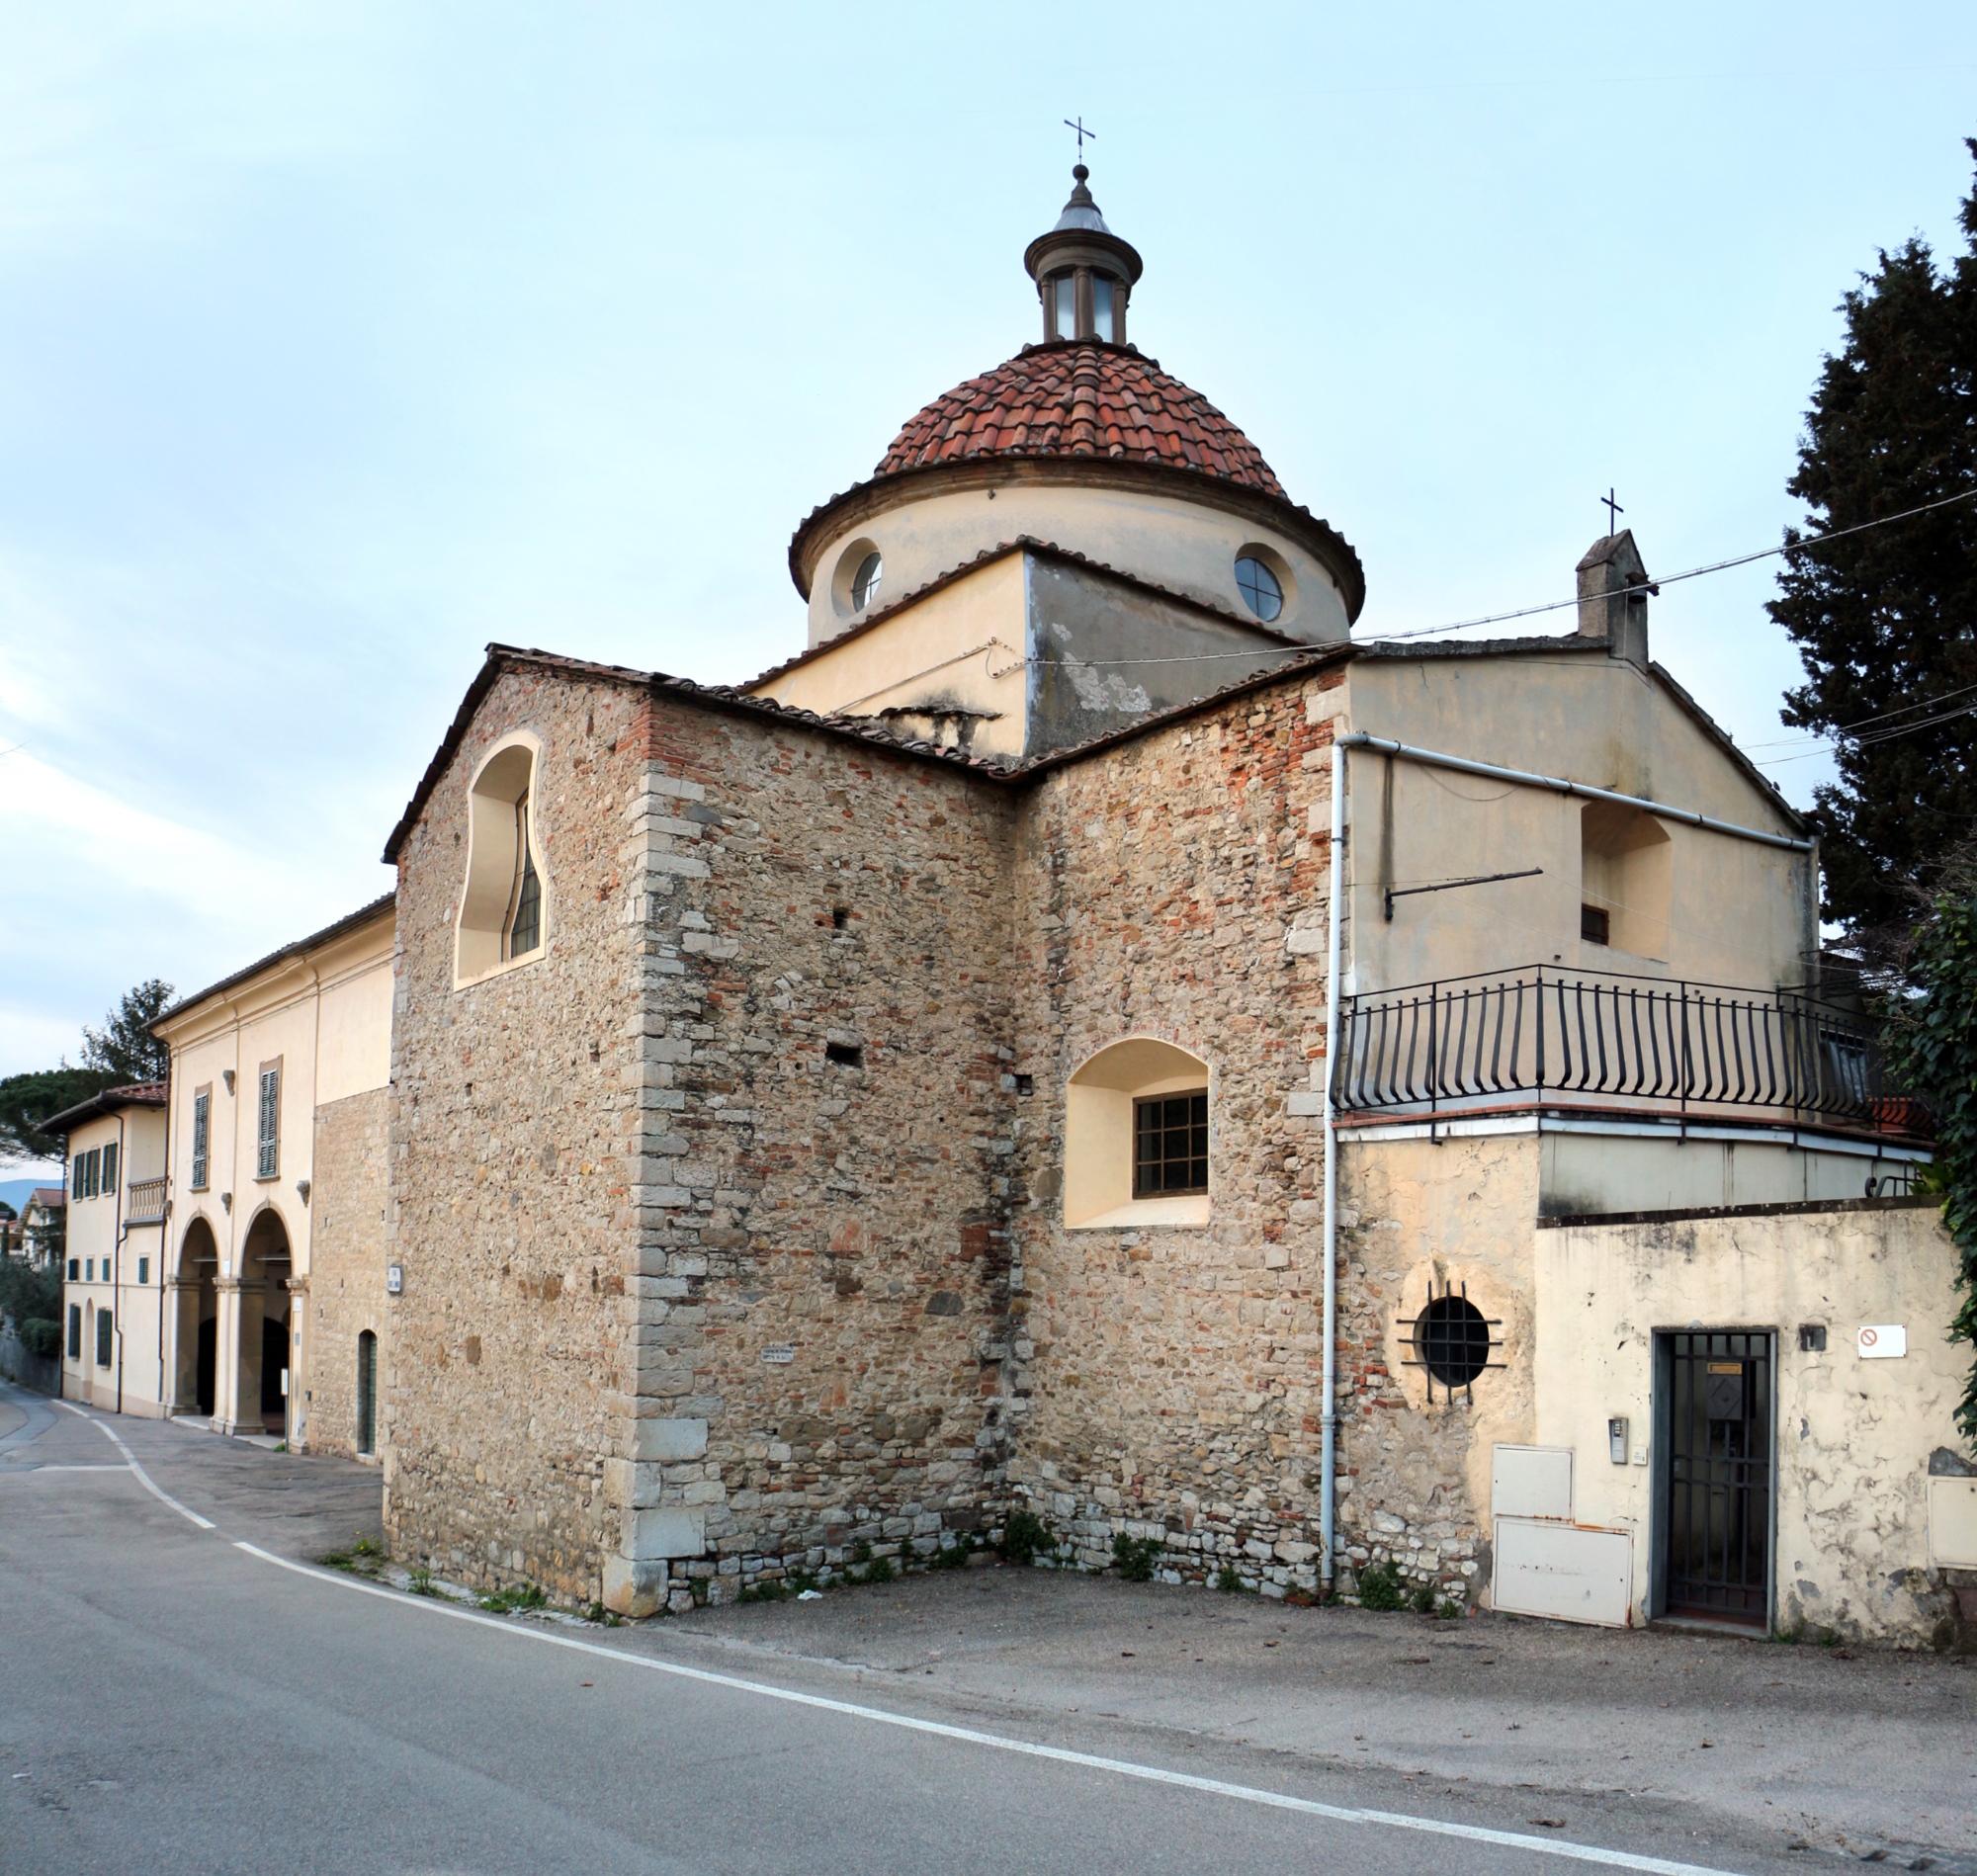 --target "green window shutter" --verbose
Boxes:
[257,1068,279,1178]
